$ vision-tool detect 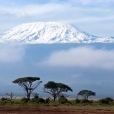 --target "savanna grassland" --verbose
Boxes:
[0,105,114,114]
